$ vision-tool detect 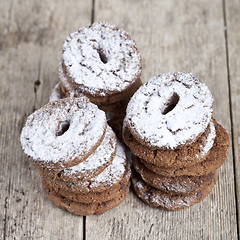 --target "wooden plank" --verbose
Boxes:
[85,0,238,239]
[0,0,91,239]
[0,3,14,238]
[225,0,240,234]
